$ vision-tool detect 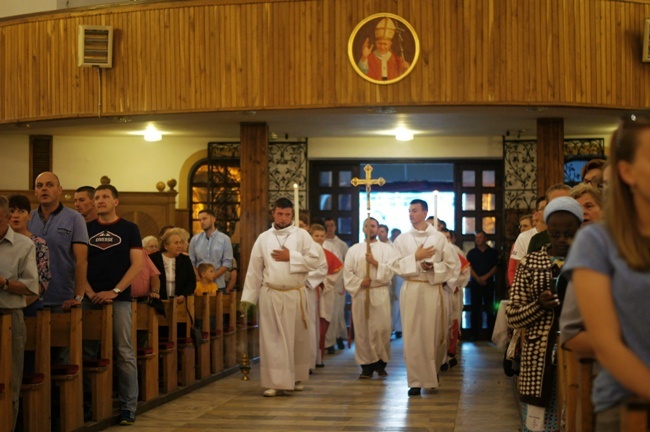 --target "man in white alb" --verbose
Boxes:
[344,217,400,378]
[392,199,460,396]
[240,198,321,397]
[323,217,349,352]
